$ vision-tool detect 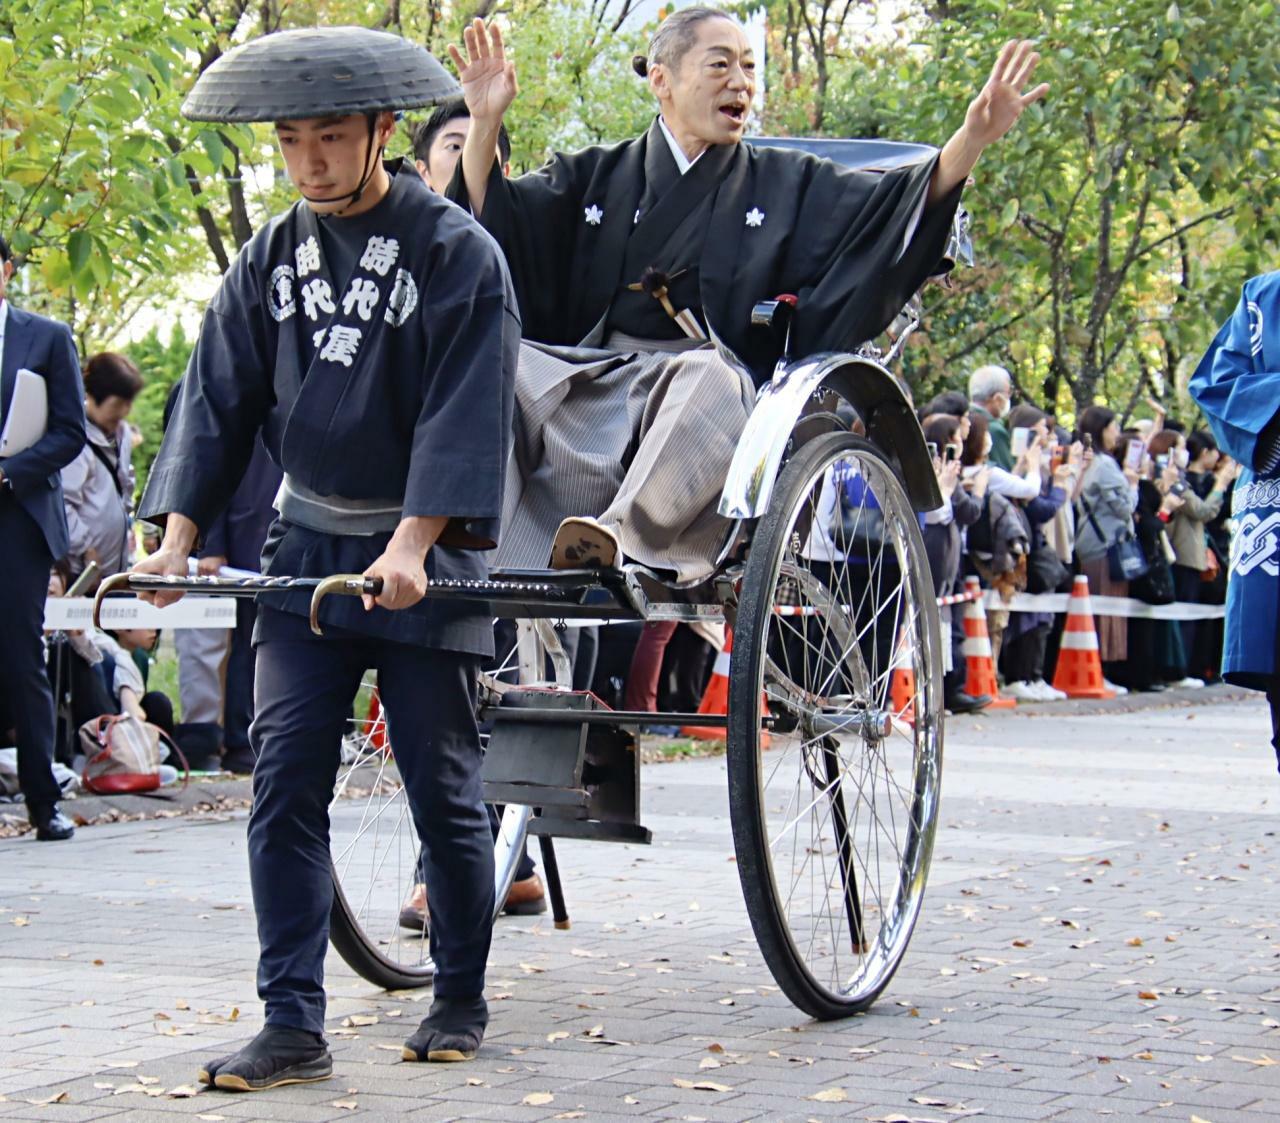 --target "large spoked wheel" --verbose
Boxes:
[728,431,944,1019]
[328,664,531,991]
